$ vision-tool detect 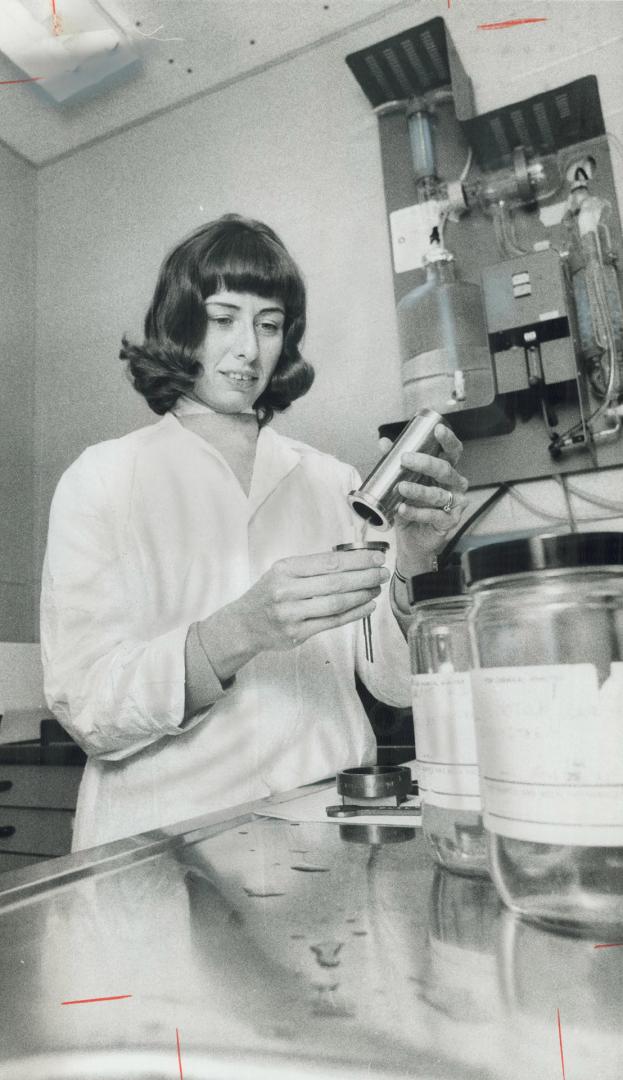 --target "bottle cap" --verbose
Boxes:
[408,565,465,606]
